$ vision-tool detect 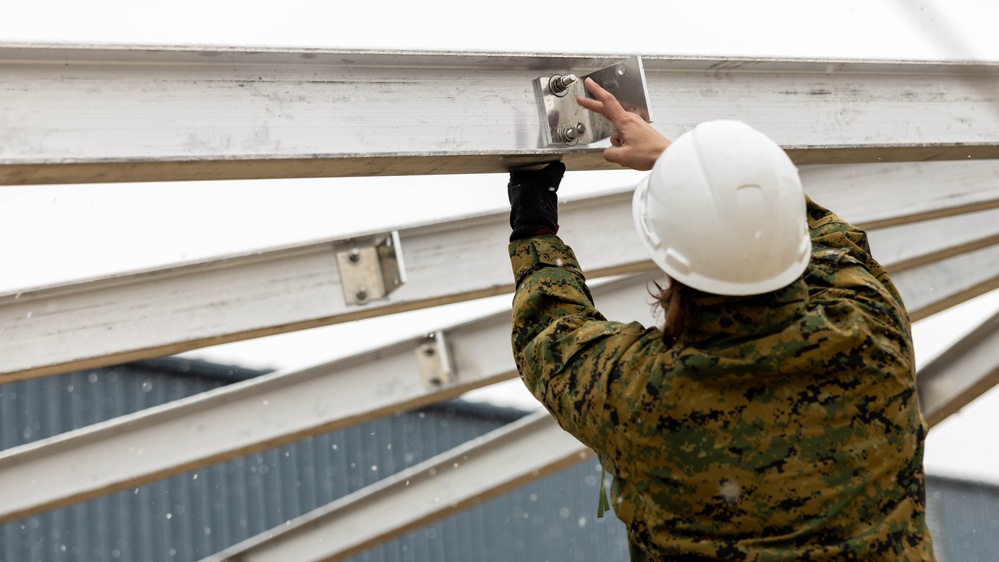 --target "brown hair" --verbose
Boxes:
[652,279,692,345]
